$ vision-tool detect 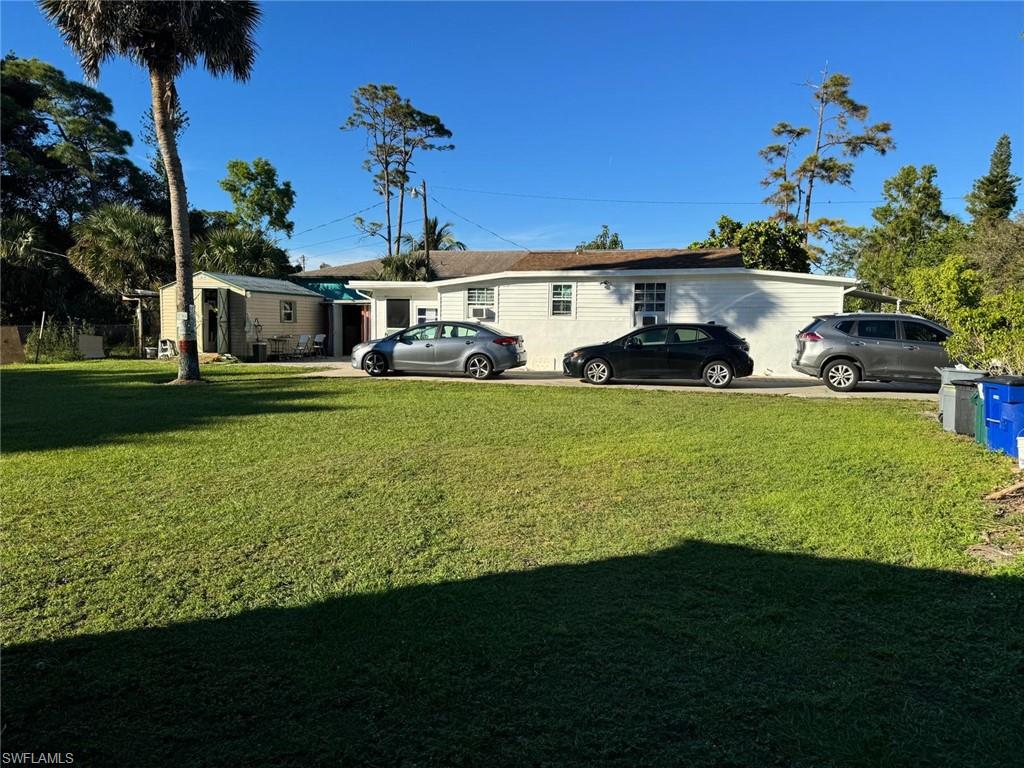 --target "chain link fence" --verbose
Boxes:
[15,322,139,362]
